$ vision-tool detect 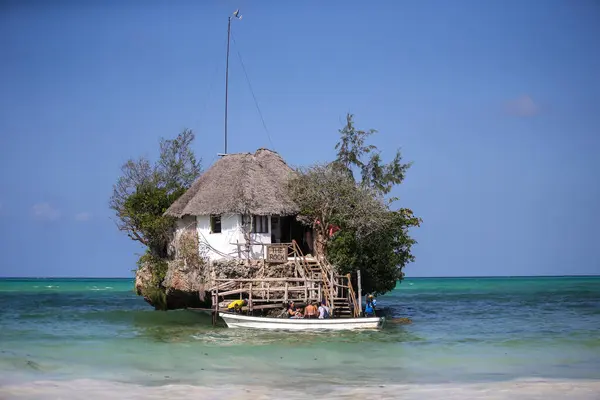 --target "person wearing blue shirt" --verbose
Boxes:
[365,294,376,317]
